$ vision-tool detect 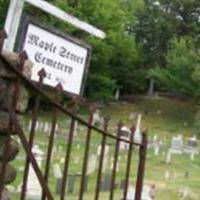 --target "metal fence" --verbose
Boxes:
[0,30,147,200]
